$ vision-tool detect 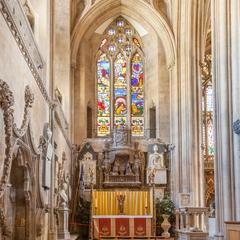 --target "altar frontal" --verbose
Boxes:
[92,190,153,238]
